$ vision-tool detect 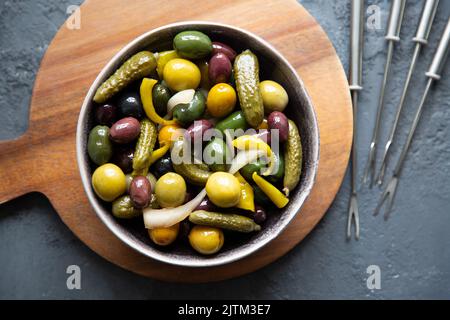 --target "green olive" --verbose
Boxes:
[152,83,172,116]
[155,172,187,208]
[112,195,142,219]
[172,90,206,126]
[259,80,289,113]
[204,138,230,172]
[205,172,240,208]
[87,125,113,165]
[173,31,212,59]
[92,163,126,202]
